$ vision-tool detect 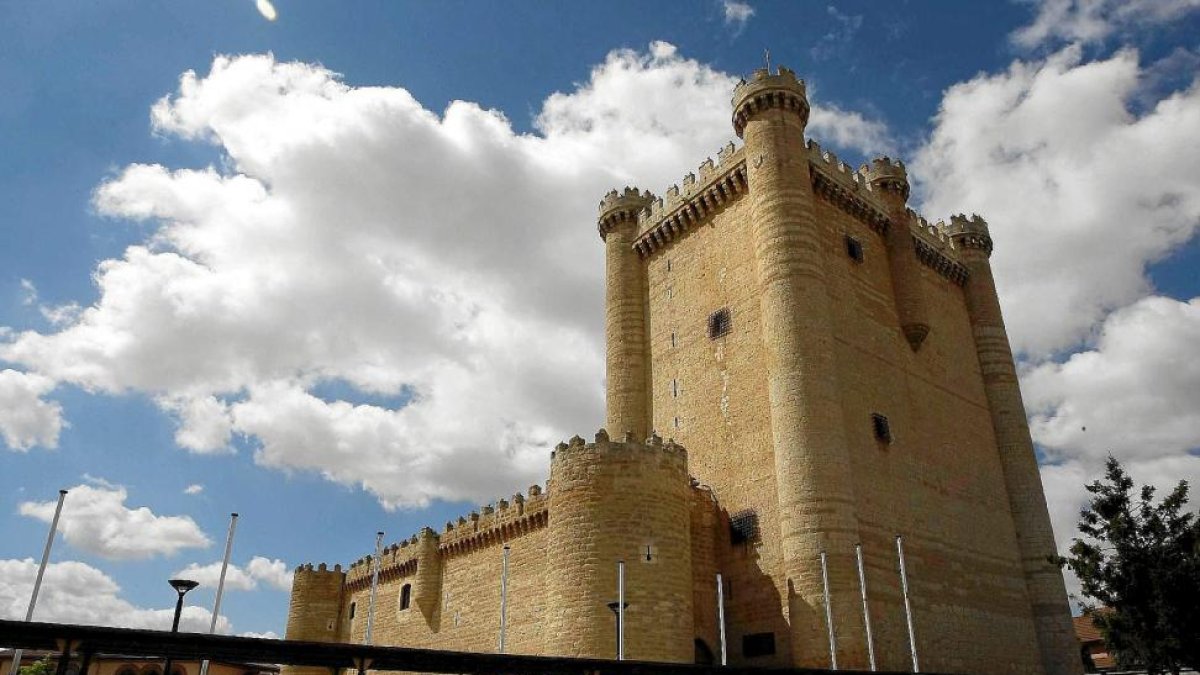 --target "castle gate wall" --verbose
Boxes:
[342,516,550,655]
